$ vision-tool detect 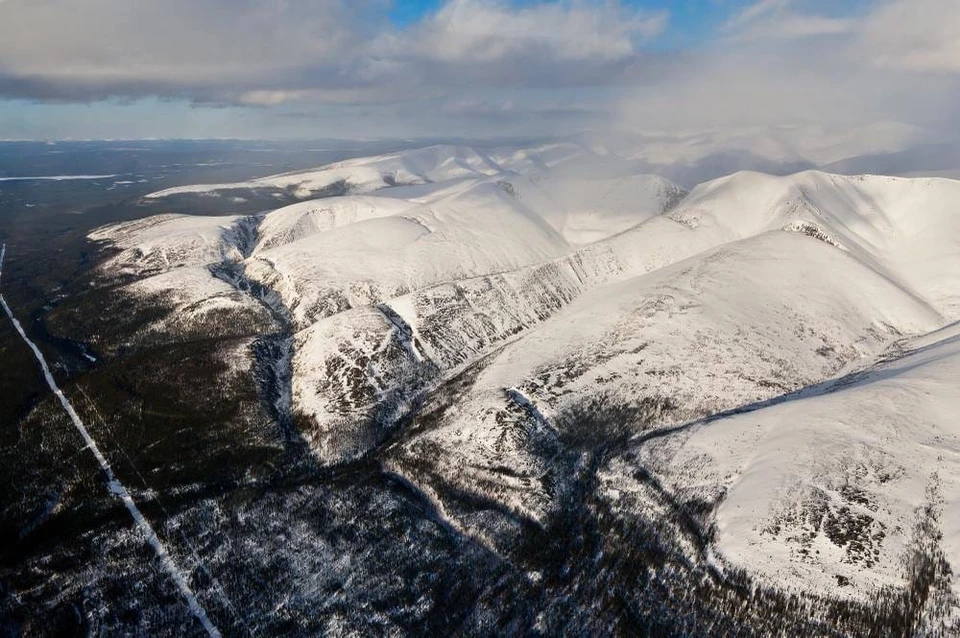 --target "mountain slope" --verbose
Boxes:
[245,177,573,329]
[388,229,943,525]
[143,142,624,200]
[89,160,960,470]
[632,320,960,604]
[30,144,960,636]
